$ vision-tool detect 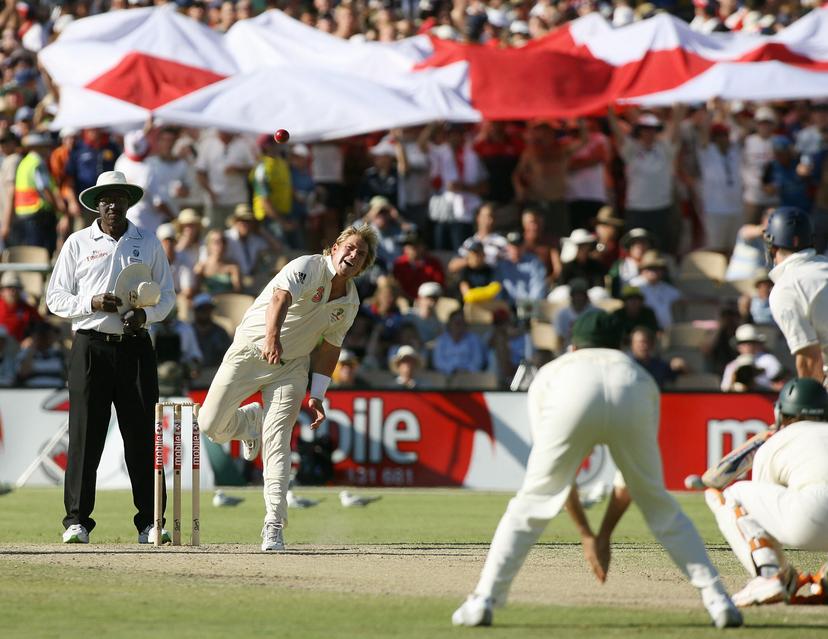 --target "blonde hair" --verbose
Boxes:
[324,225,379,276]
